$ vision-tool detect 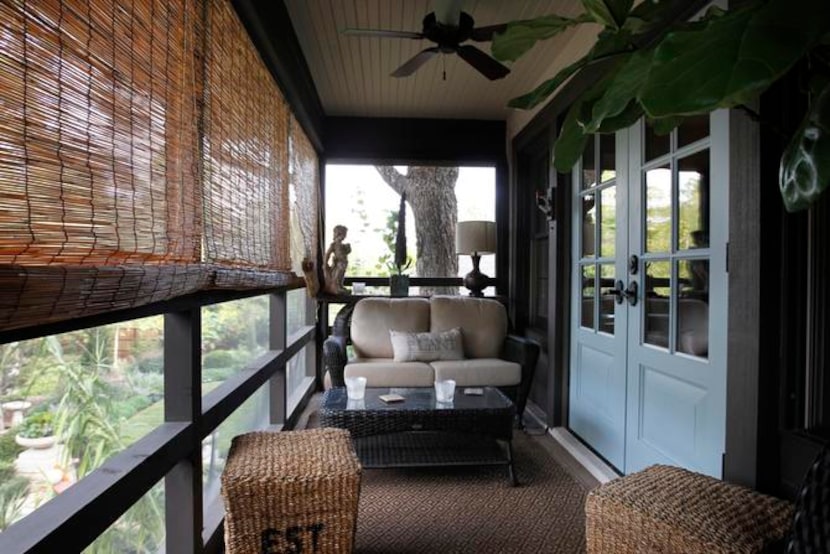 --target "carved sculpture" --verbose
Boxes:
[324,225,351,295]
[301,257,320,297]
